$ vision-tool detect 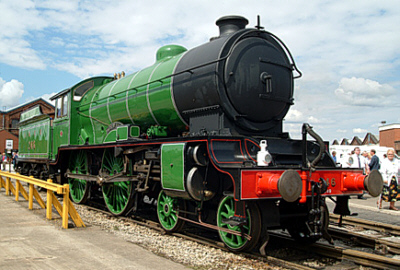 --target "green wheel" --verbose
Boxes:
[217,196,261,252]
[157,190,185,232]
[101,149,134,216]
[68,151,90,204]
